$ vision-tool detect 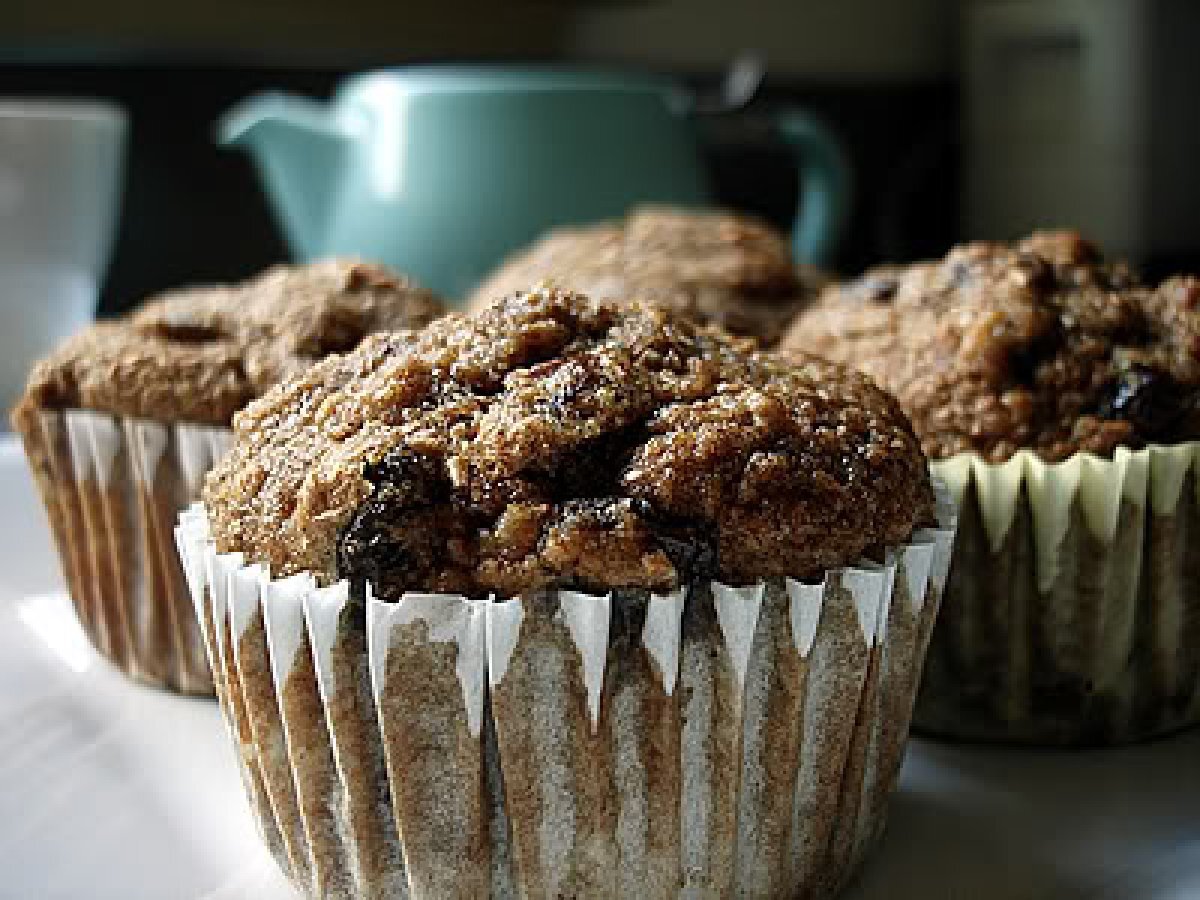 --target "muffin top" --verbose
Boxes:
[467,206,815,347]
[204,286,934,600]
[782,231,1200,463]
[14,259,444,426]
